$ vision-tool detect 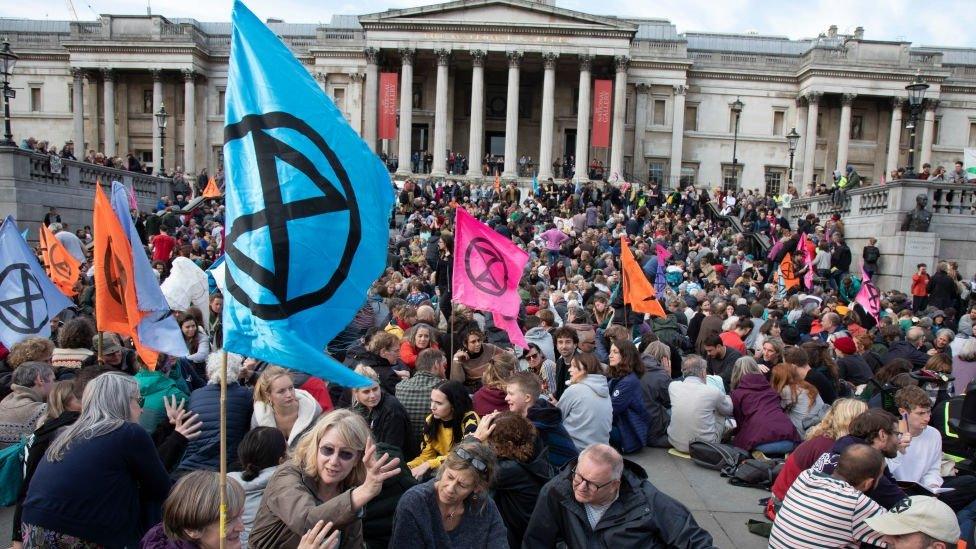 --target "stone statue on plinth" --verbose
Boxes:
[902,194,933,232]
